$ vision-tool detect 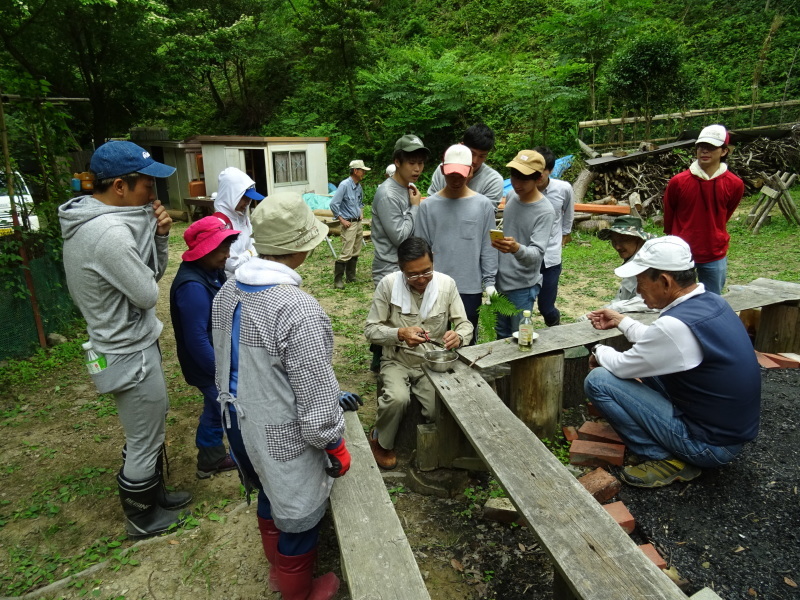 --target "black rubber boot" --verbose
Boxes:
[121,445,192,510]
[117,471,186,539]
[334,261,346,289]
[345,256,358,283]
